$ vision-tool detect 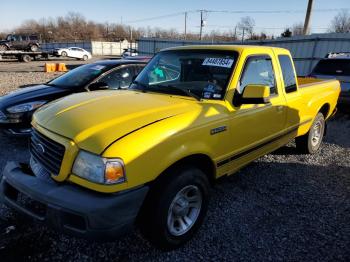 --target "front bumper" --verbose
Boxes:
[0,162,149,240]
